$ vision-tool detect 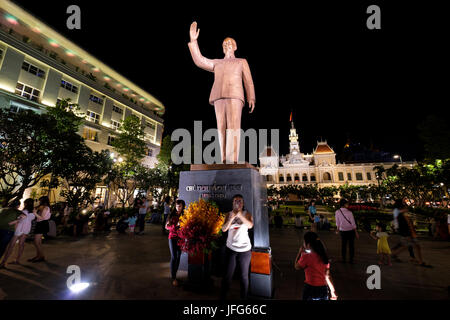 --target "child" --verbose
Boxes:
[0,198,35,267]
[370,222,392,266]
[125,213,137,238]
[295,231,338,300]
